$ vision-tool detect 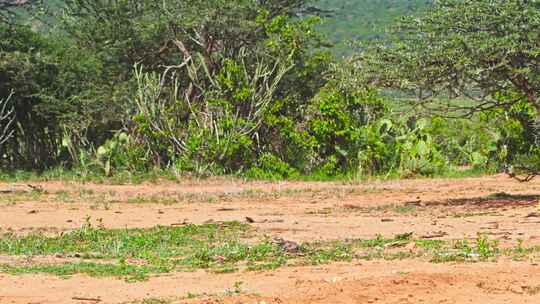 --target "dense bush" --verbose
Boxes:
[479,101,540,181]
[358,0,540,181]
[0,0,521,180]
